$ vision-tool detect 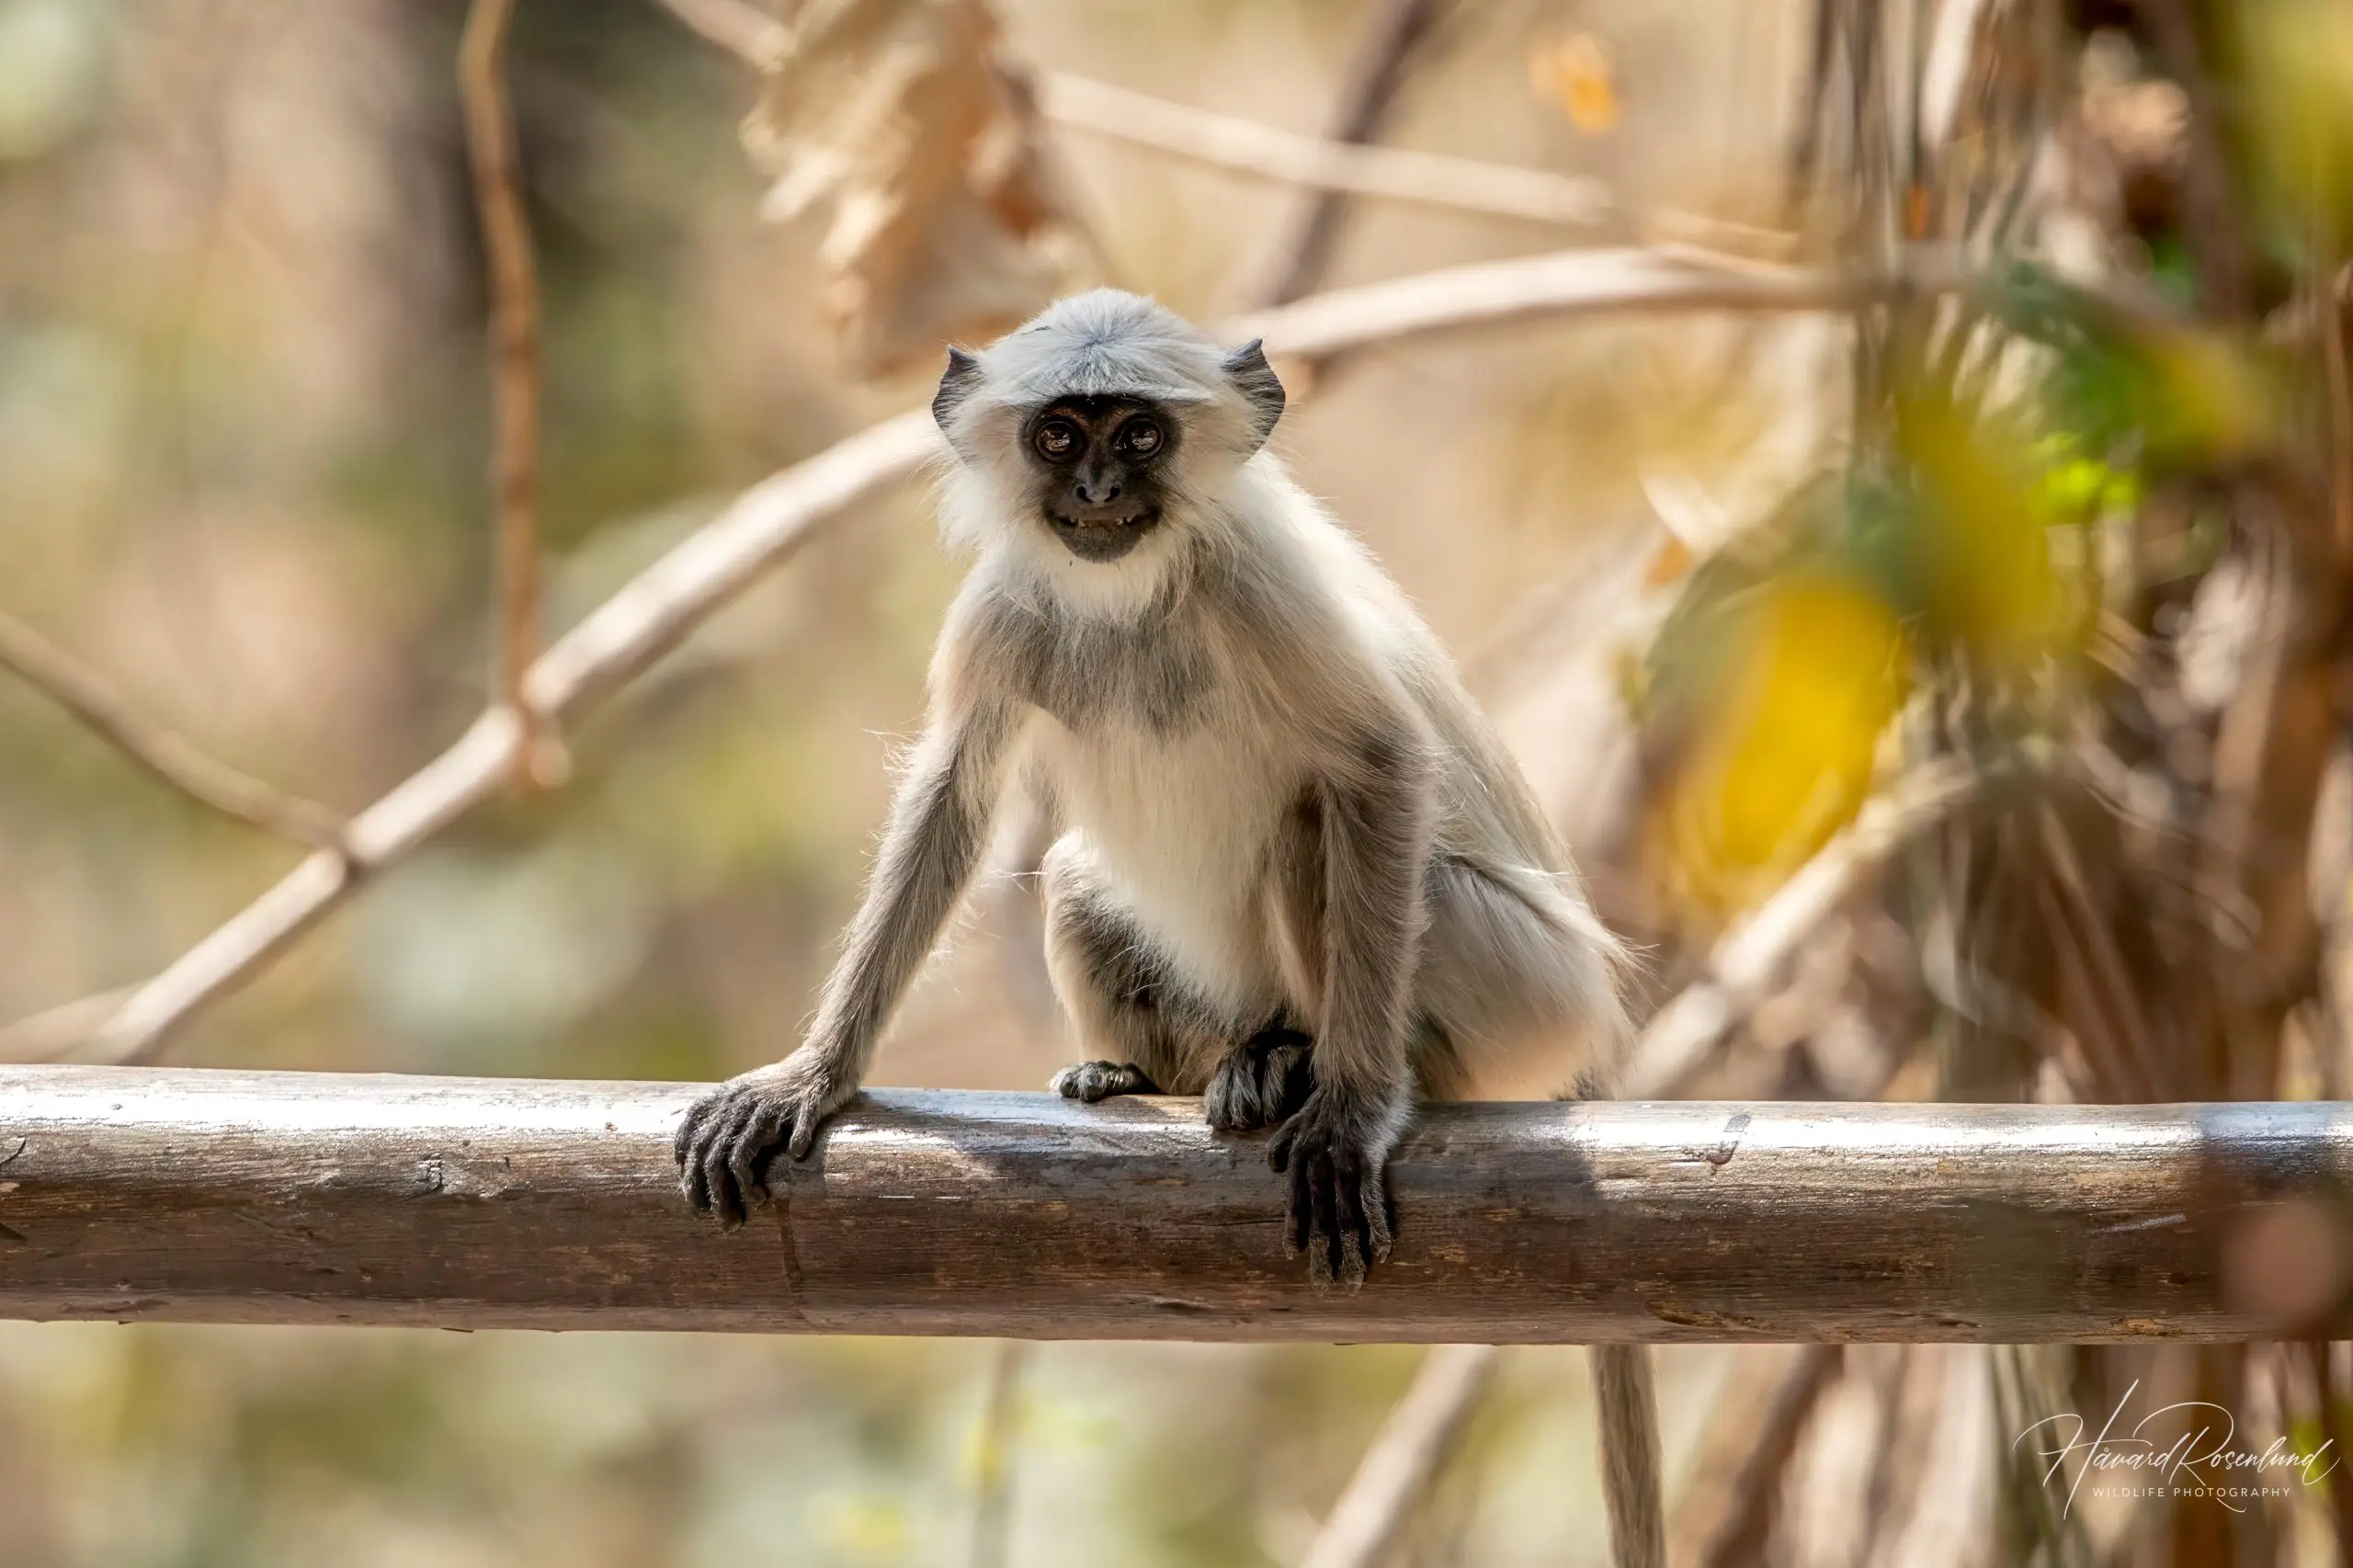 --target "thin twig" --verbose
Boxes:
[1300,1345,1501,1568]
[2139,0,2249,321]
[69,249,2032,1063]
[1787,0,1838,210]
[966,1340,1027,1568]
[0,608,346,850]
[1233,0,1446,311]
[646,0,1607,234]
[2315,215,2353,560]
[1672,1344,1842,1568]
[459,0,563,789]
[1037,73,1609,230]
[1622,755,1981,1097]
[2035,804,2167,1102]
[2299,1341,2353,1557]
